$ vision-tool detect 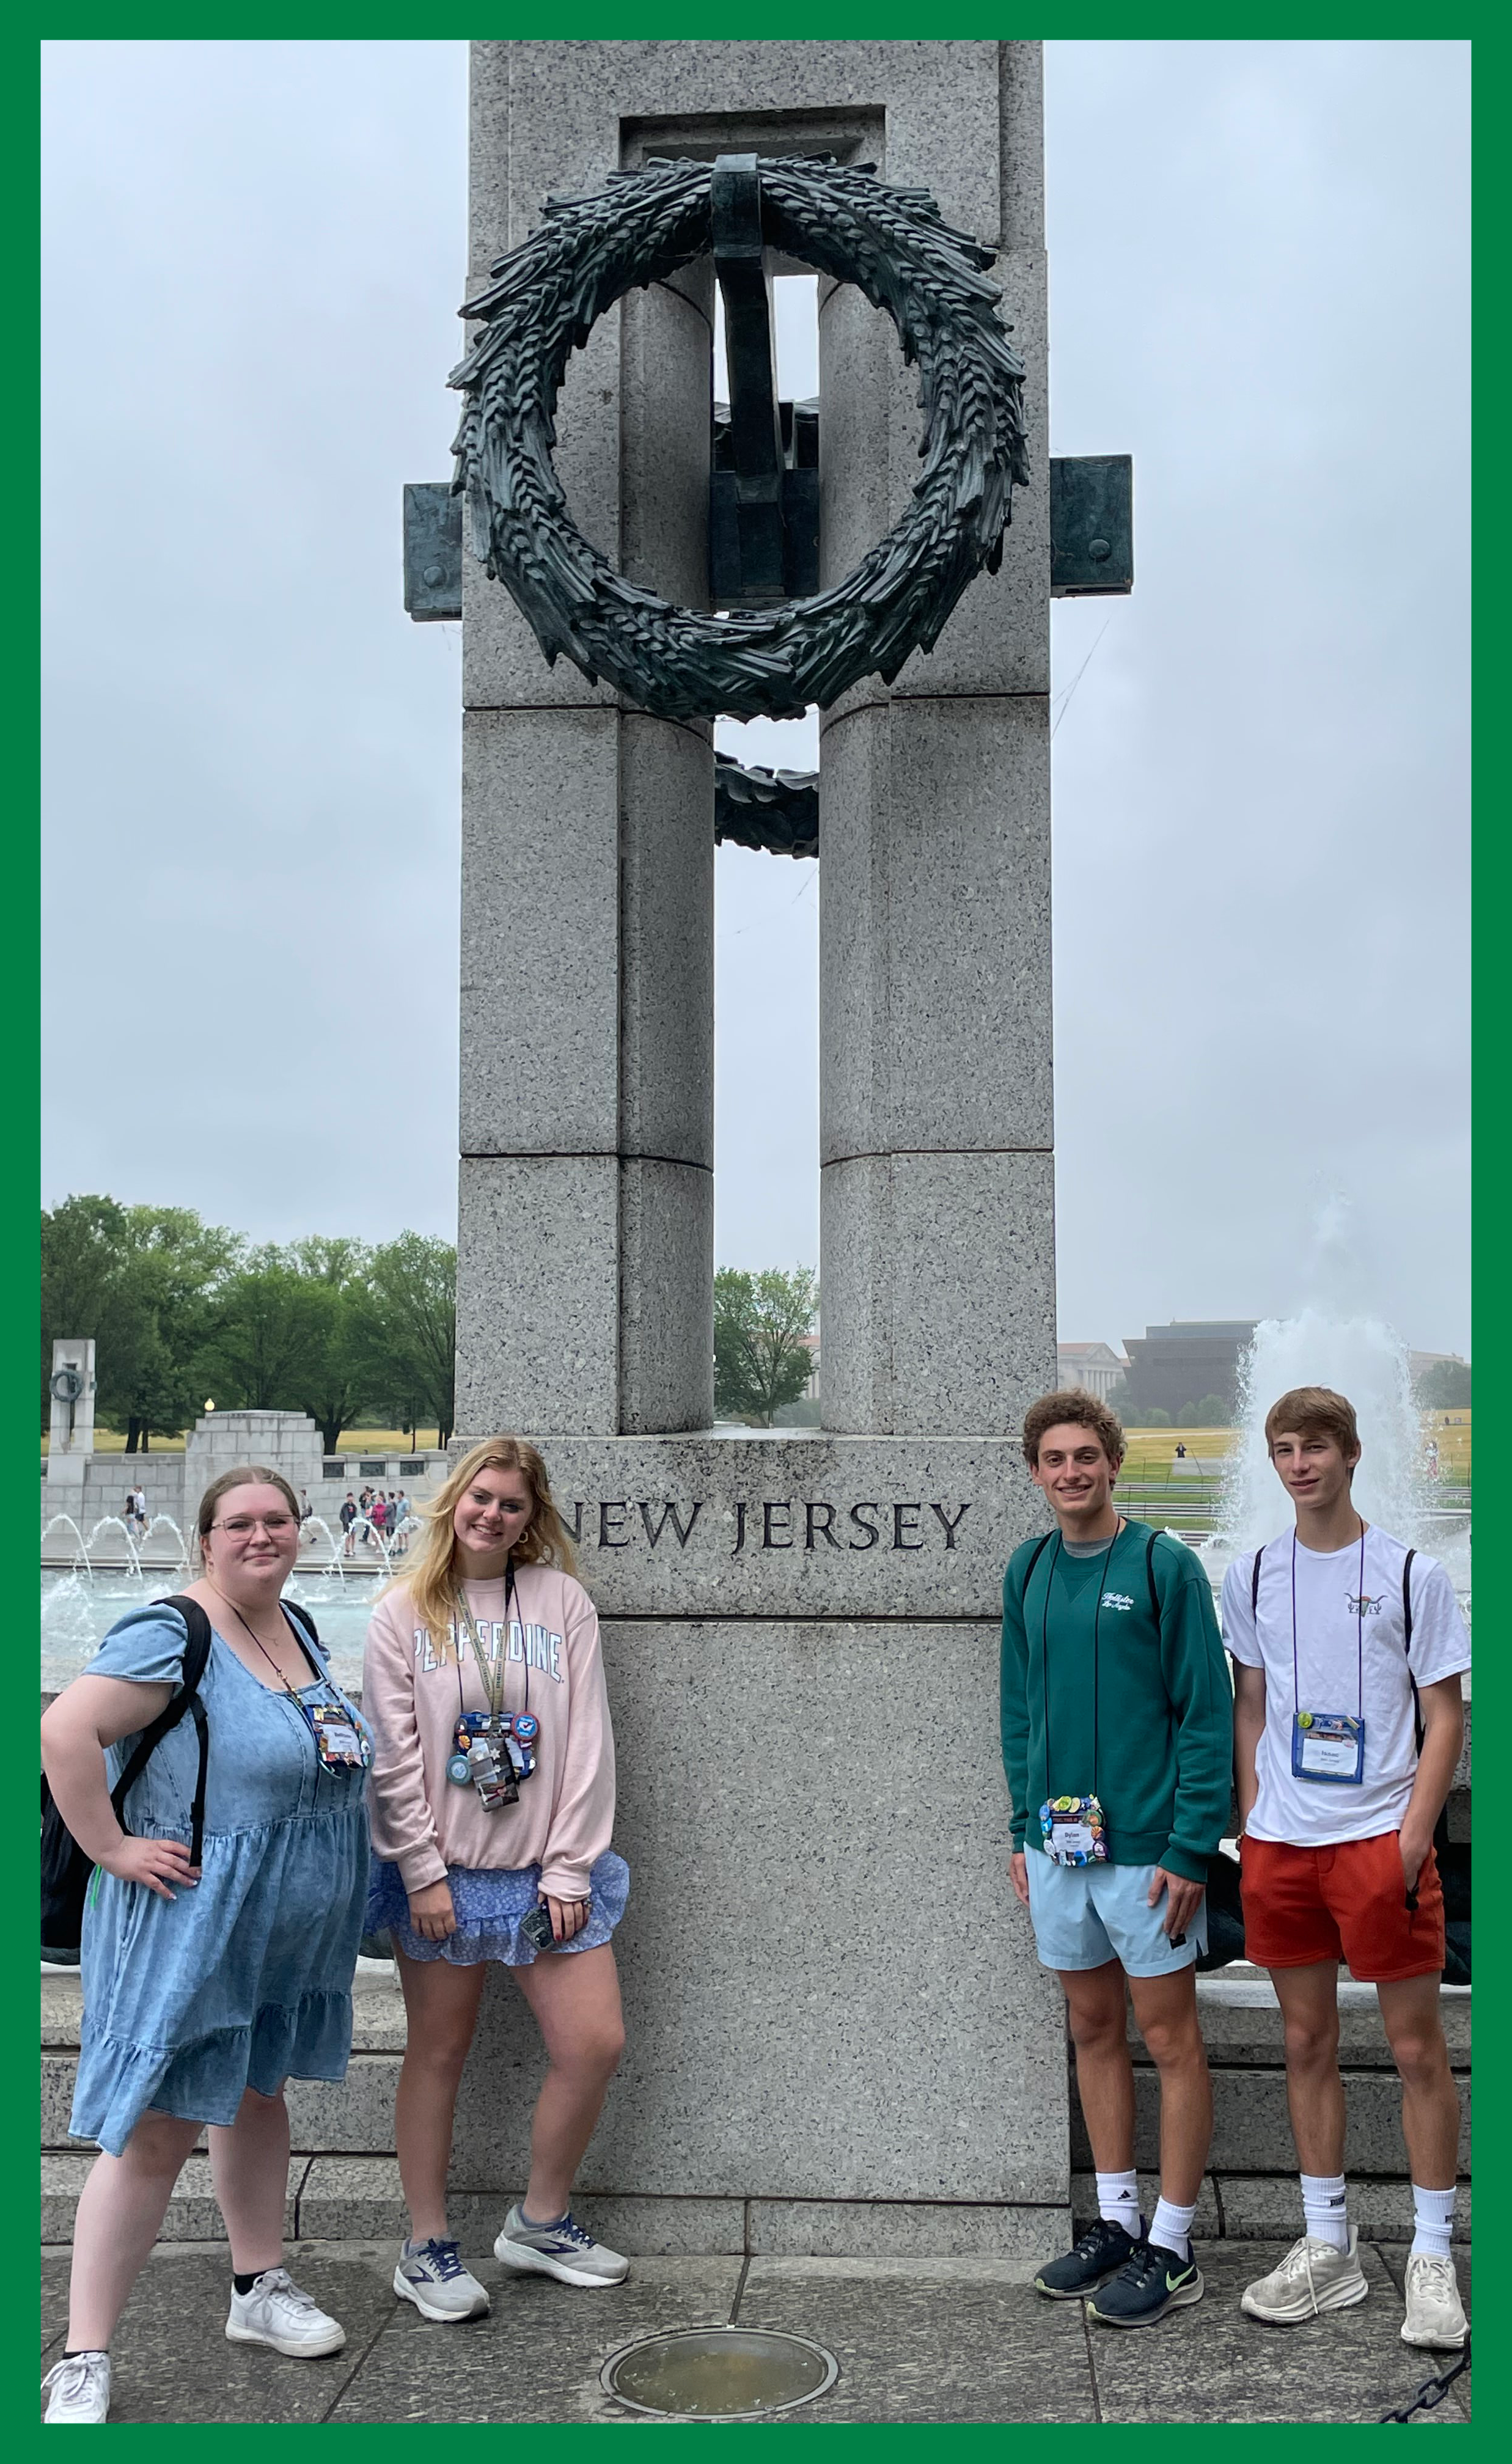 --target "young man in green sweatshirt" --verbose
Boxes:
[1002,1390,1231,2326]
